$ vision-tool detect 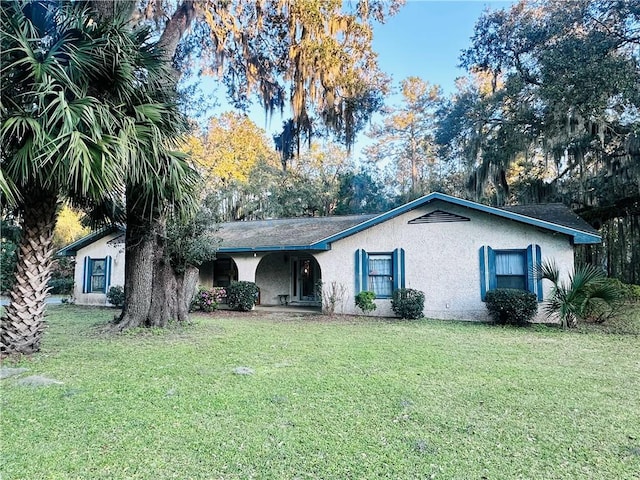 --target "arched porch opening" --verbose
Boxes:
[255,252,321,306]
[198,255,239,288]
